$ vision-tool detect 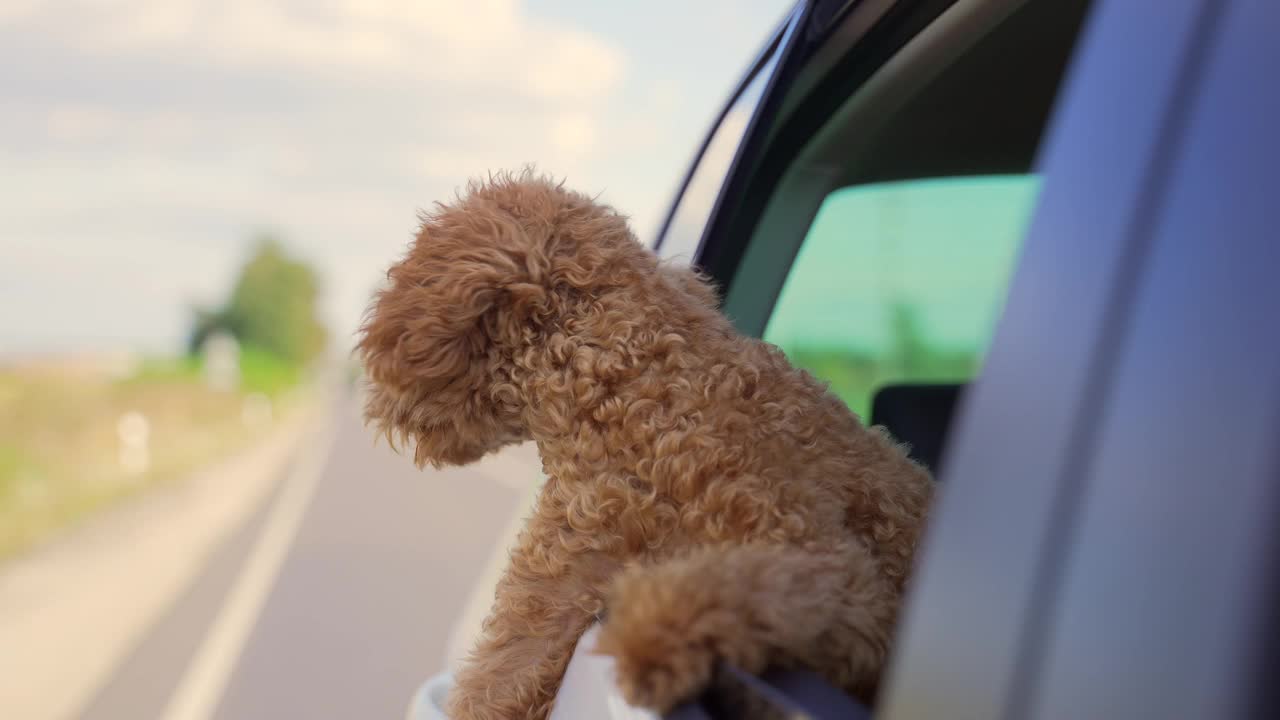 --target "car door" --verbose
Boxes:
[881,1,1280,718]
[655,0,1280,718]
